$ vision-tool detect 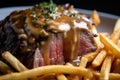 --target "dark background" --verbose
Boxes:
[0,0,120,16]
